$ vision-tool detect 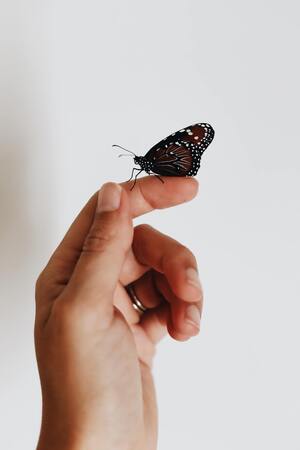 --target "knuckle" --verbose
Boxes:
[180,244,197,265]
[169,243,196,265]
[196,298,204,315]
[177,243,193,257]
[83,234,110,253]
[134,223,153,235]
[52,298,112,332]
[83,220,117,252]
